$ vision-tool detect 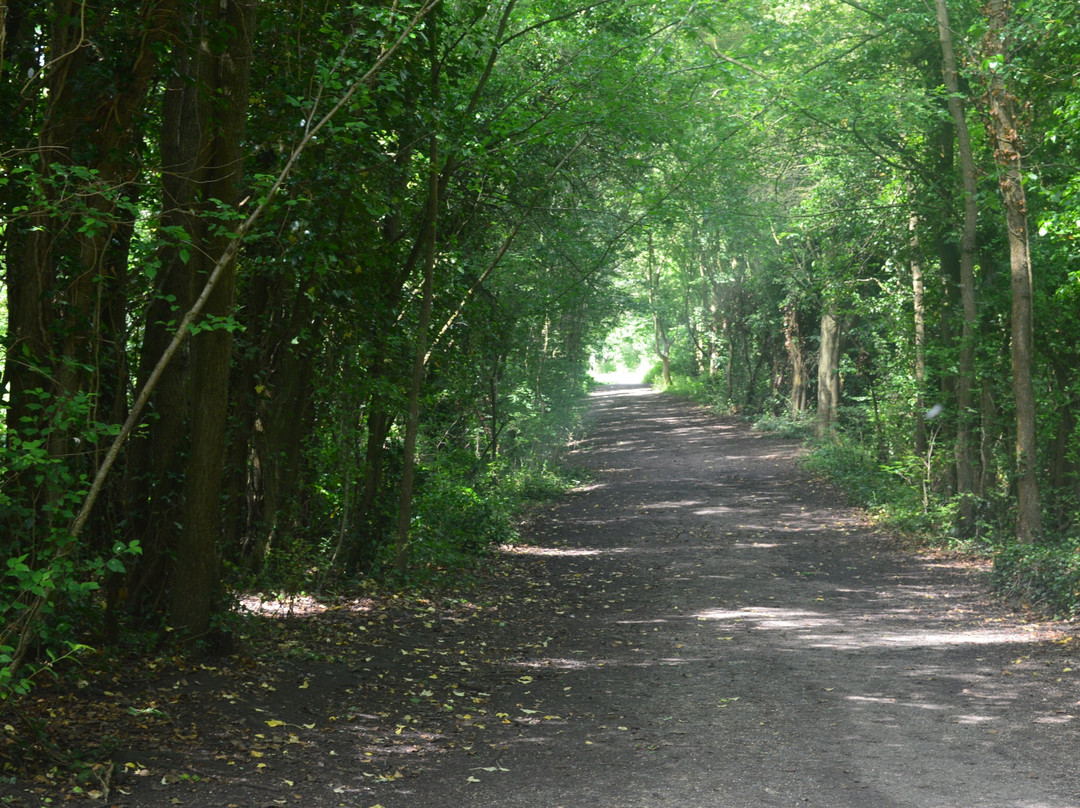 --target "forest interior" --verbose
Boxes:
[2,0,1080,803]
